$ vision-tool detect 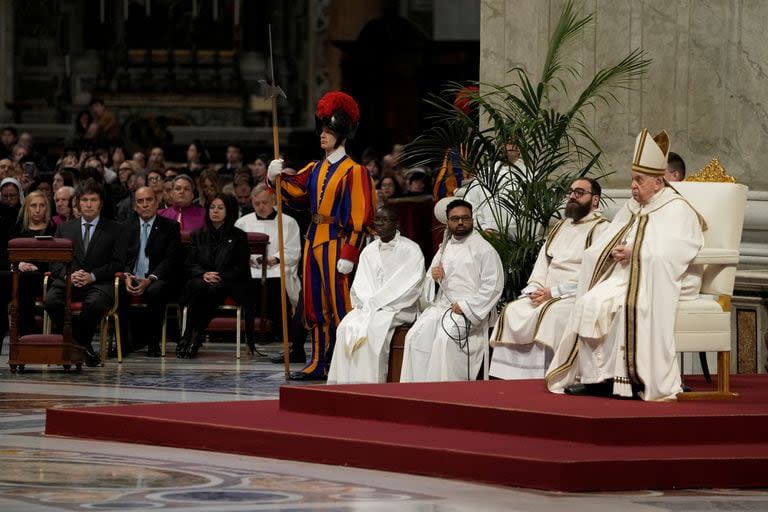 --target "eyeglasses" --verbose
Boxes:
[147,176,162,182]
[2,192,19,199]
[448,215,472,223]
[565,188,594,198]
